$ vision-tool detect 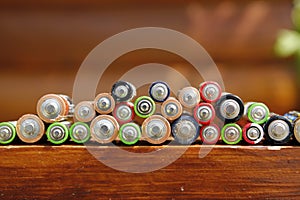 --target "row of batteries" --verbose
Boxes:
[1,80,300,146]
